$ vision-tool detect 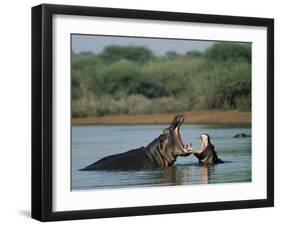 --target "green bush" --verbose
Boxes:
[190,61,251,110]
[94,61,143,98]
[100,45,154,64]
[71,42,252,117]
[206,42,251,63]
